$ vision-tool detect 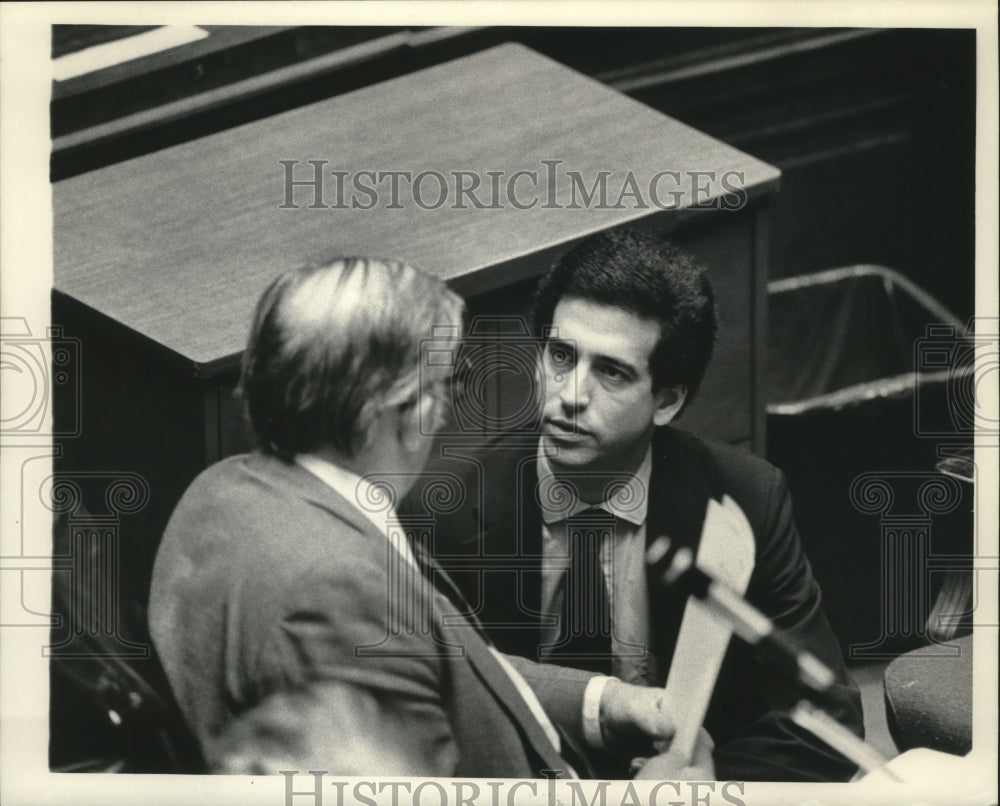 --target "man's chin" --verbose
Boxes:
[540,434,596,467]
